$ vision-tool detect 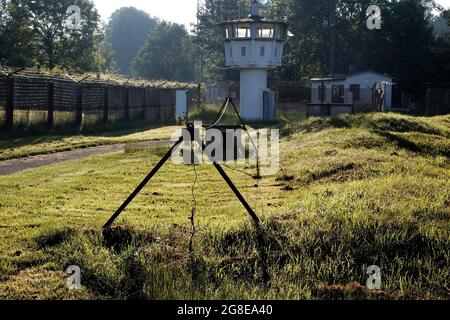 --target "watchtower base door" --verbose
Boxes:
[240,69,268,121]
